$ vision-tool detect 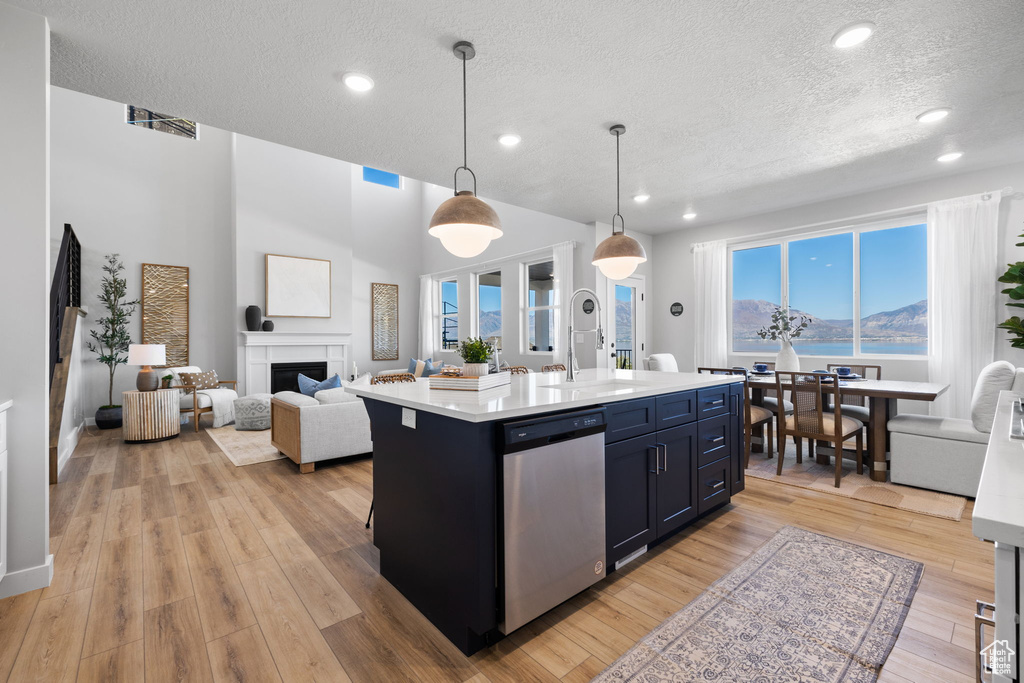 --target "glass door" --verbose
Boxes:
[608,276,645,369]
